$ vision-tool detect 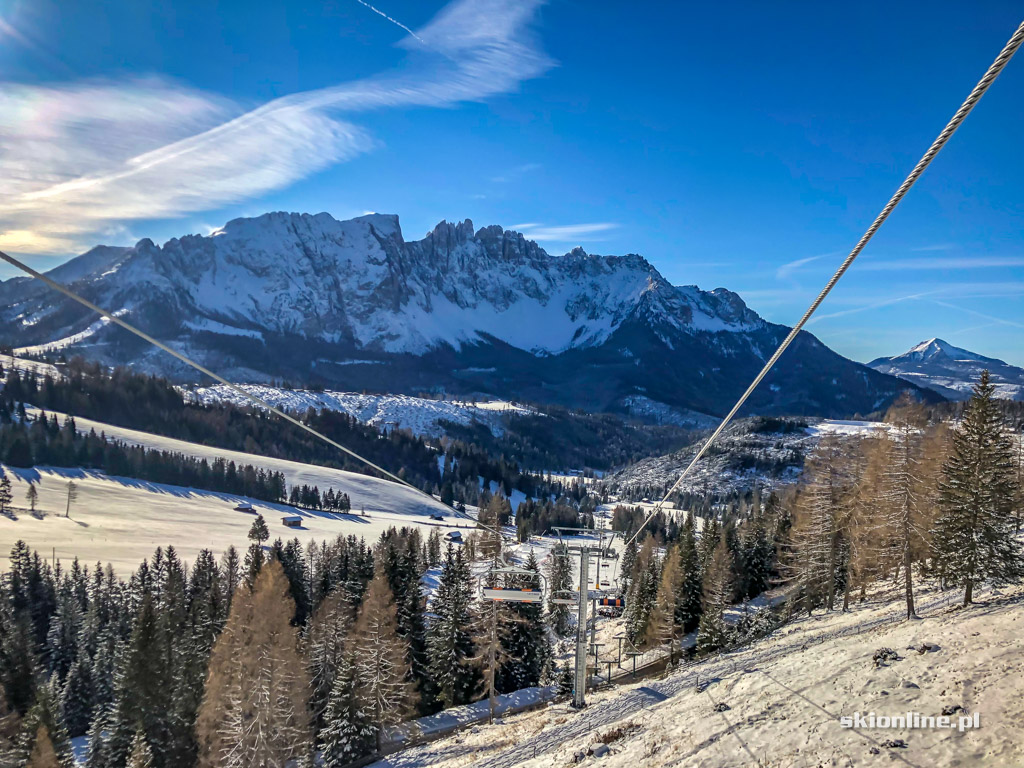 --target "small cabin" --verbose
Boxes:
[429,513,446,521]
[445,530,463,542]
[234,501,254,512]
[281,515,302,528]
